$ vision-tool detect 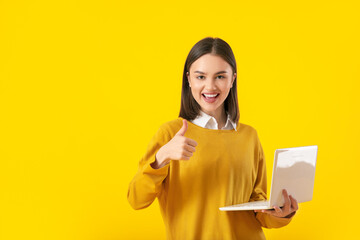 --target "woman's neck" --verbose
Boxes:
[202,108,227,129]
